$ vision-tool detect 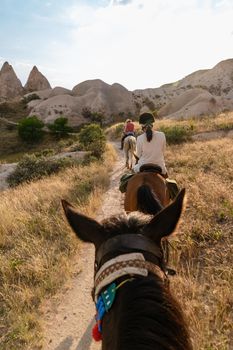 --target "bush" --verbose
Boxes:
[158,125,193,144]
[81,107,106,126]
[0,101,27,120]
[78,123,106,158]
[0,102,15,116]
[18,116,44,143]
[7,154,75,187]
[105,123,124,140]
[90,112,106,126]
[47,117,73,138]
[22,94,40,104]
